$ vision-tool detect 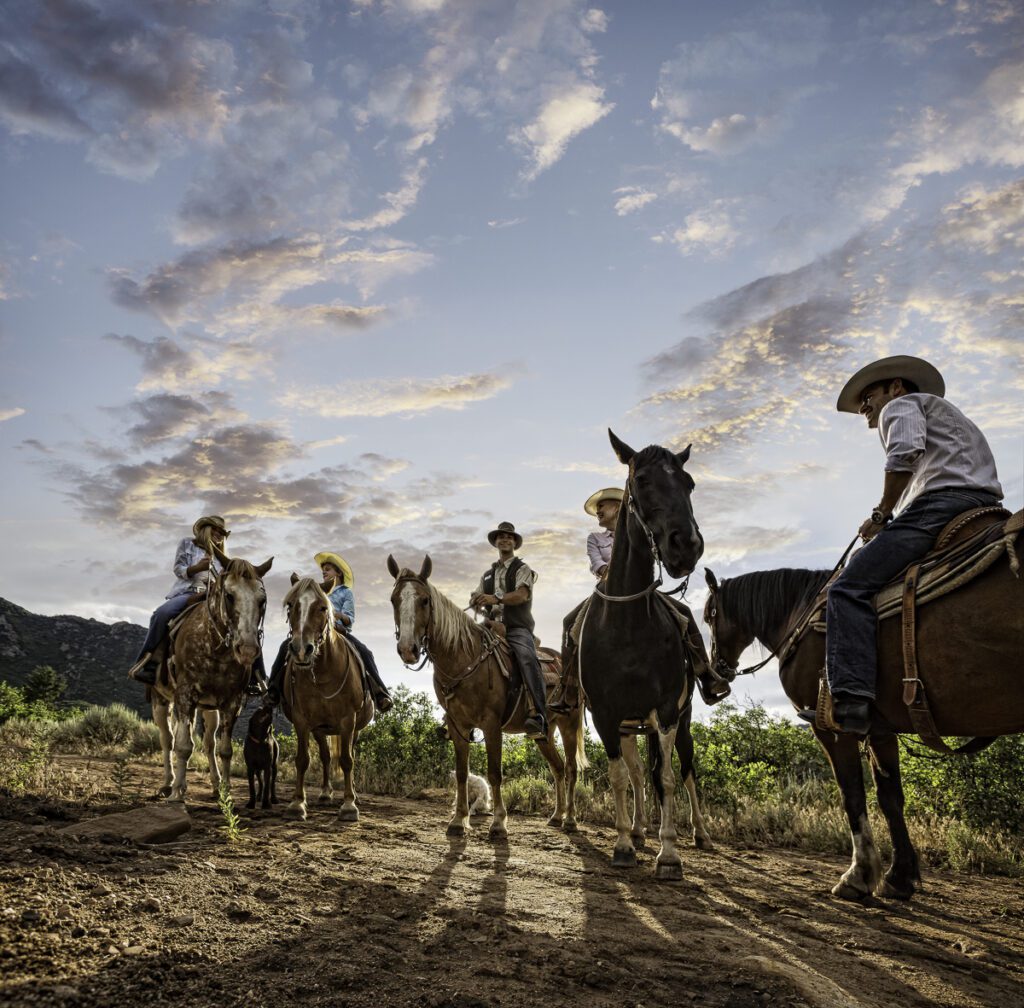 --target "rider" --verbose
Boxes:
[266,551,393,714]
[815,355,1004,734]
[469,522,548,740]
